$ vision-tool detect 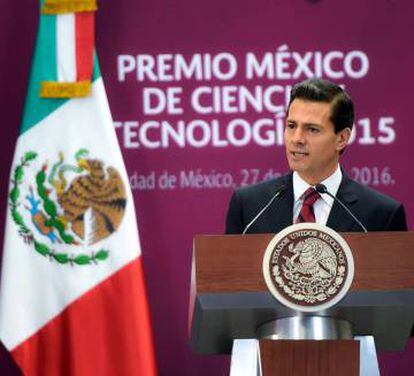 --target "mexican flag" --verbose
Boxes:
[0,1,157,375]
